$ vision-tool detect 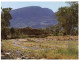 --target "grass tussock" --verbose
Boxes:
[1,36,78,59]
